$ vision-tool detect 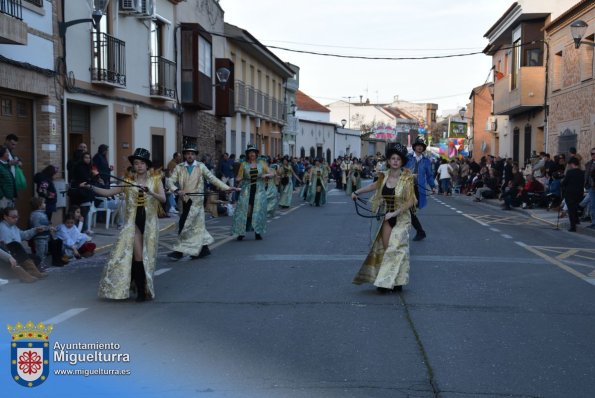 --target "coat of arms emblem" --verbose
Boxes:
[7,321,53,387]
